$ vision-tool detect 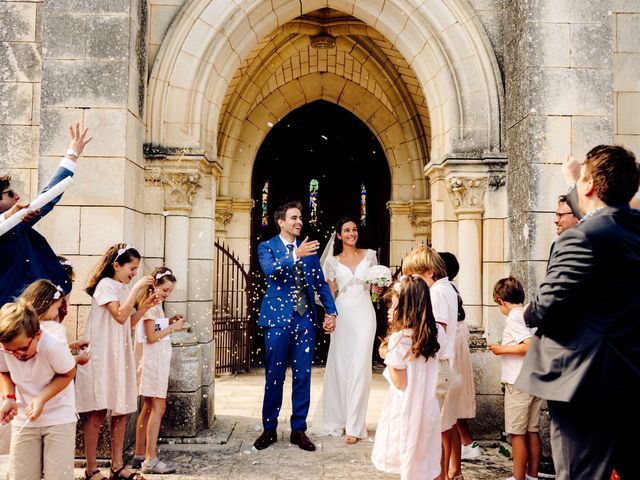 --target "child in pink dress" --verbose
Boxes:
[372,275,441,480]
[132,267,184,474]
[75,244,156,480]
